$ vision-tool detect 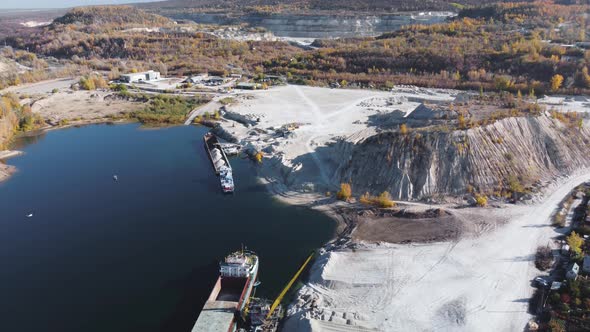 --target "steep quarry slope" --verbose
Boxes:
[333,116,590,199]
[162,12,451,38]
